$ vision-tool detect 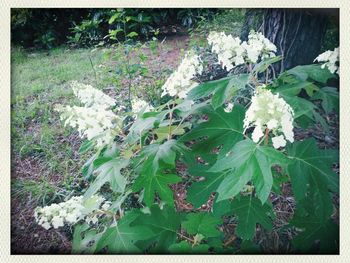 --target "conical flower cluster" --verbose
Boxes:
[34,195,111,230]
[56,82,121,147]
[207,31,277,71]
[244,86,294,149]
[314,47,339,74]
[161,51,203,99]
